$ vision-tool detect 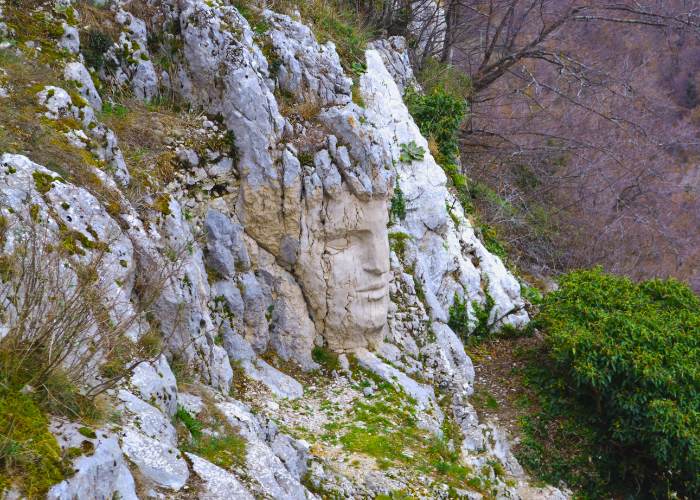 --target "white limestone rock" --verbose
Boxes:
[59,22,80,54]
[37,86,75,119]
[129,356,178,417]
[177,0,300,262]
[151,197,233,393]
[360,49,528,330]
[64,61,102,109]
[223,331,304,399]
[244,439,313,499]
[114,9,158,100]
[255,245,317,370]
[48,422,138,500]
[118,390,189,490]
[186,453,255,500]
[177,392,205,416]
[120,426,189,491]
[264,10,352,106]
[368,37,417,94]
